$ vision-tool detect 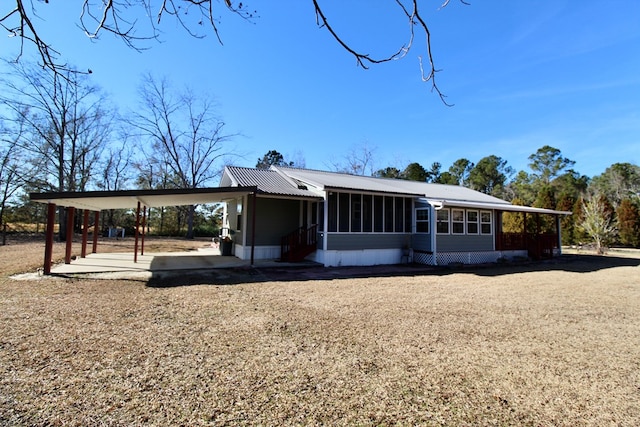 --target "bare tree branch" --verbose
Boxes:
[3,1,464,103]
